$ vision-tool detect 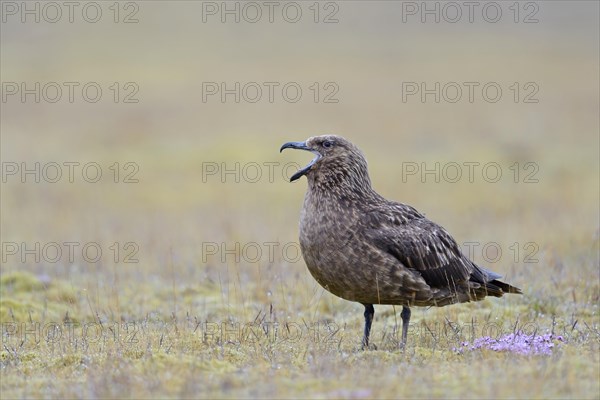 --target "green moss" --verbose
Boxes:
[0,298,40,322]
[46,282,78,304]
[0,271,84,324]
[1,271,45,293]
